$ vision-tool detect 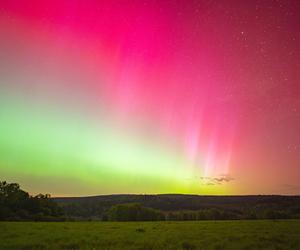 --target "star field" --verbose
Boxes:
[0,0,299,195]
